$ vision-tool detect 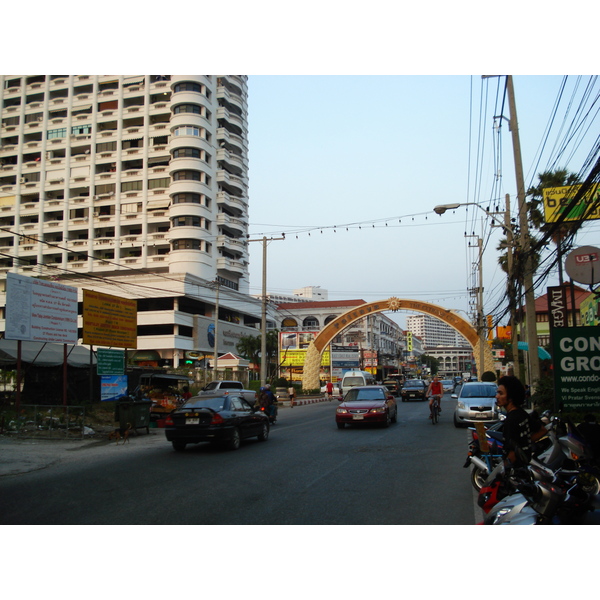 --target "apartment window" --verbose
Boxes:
[172,170,202,182]
[173,147,200,159]
[172,216,202,228]
[121,180,143,192]
[173,104,202,115]
[173,125,206,138]
[172,193,207,206]
[171,239,208,251]
[173,82,202,94]
[47,128,67,140]
[148,178,170,189]
[71,125,91,136]
[96,141,117,153]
